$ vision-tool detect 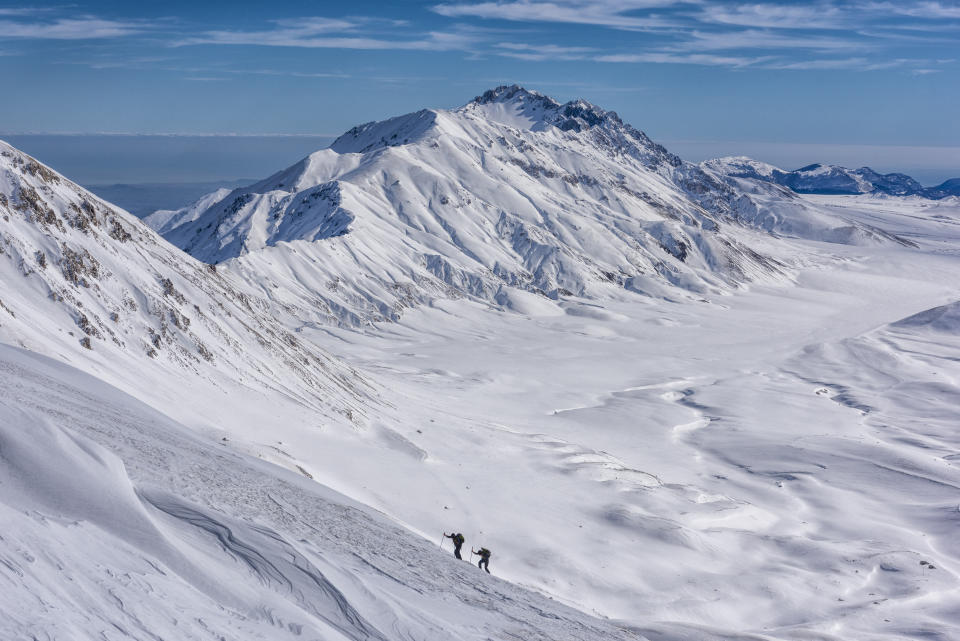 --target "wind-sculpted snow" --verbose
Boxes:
[0,344,642,641]
[0,139,370,430]
[148,86,908,326]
